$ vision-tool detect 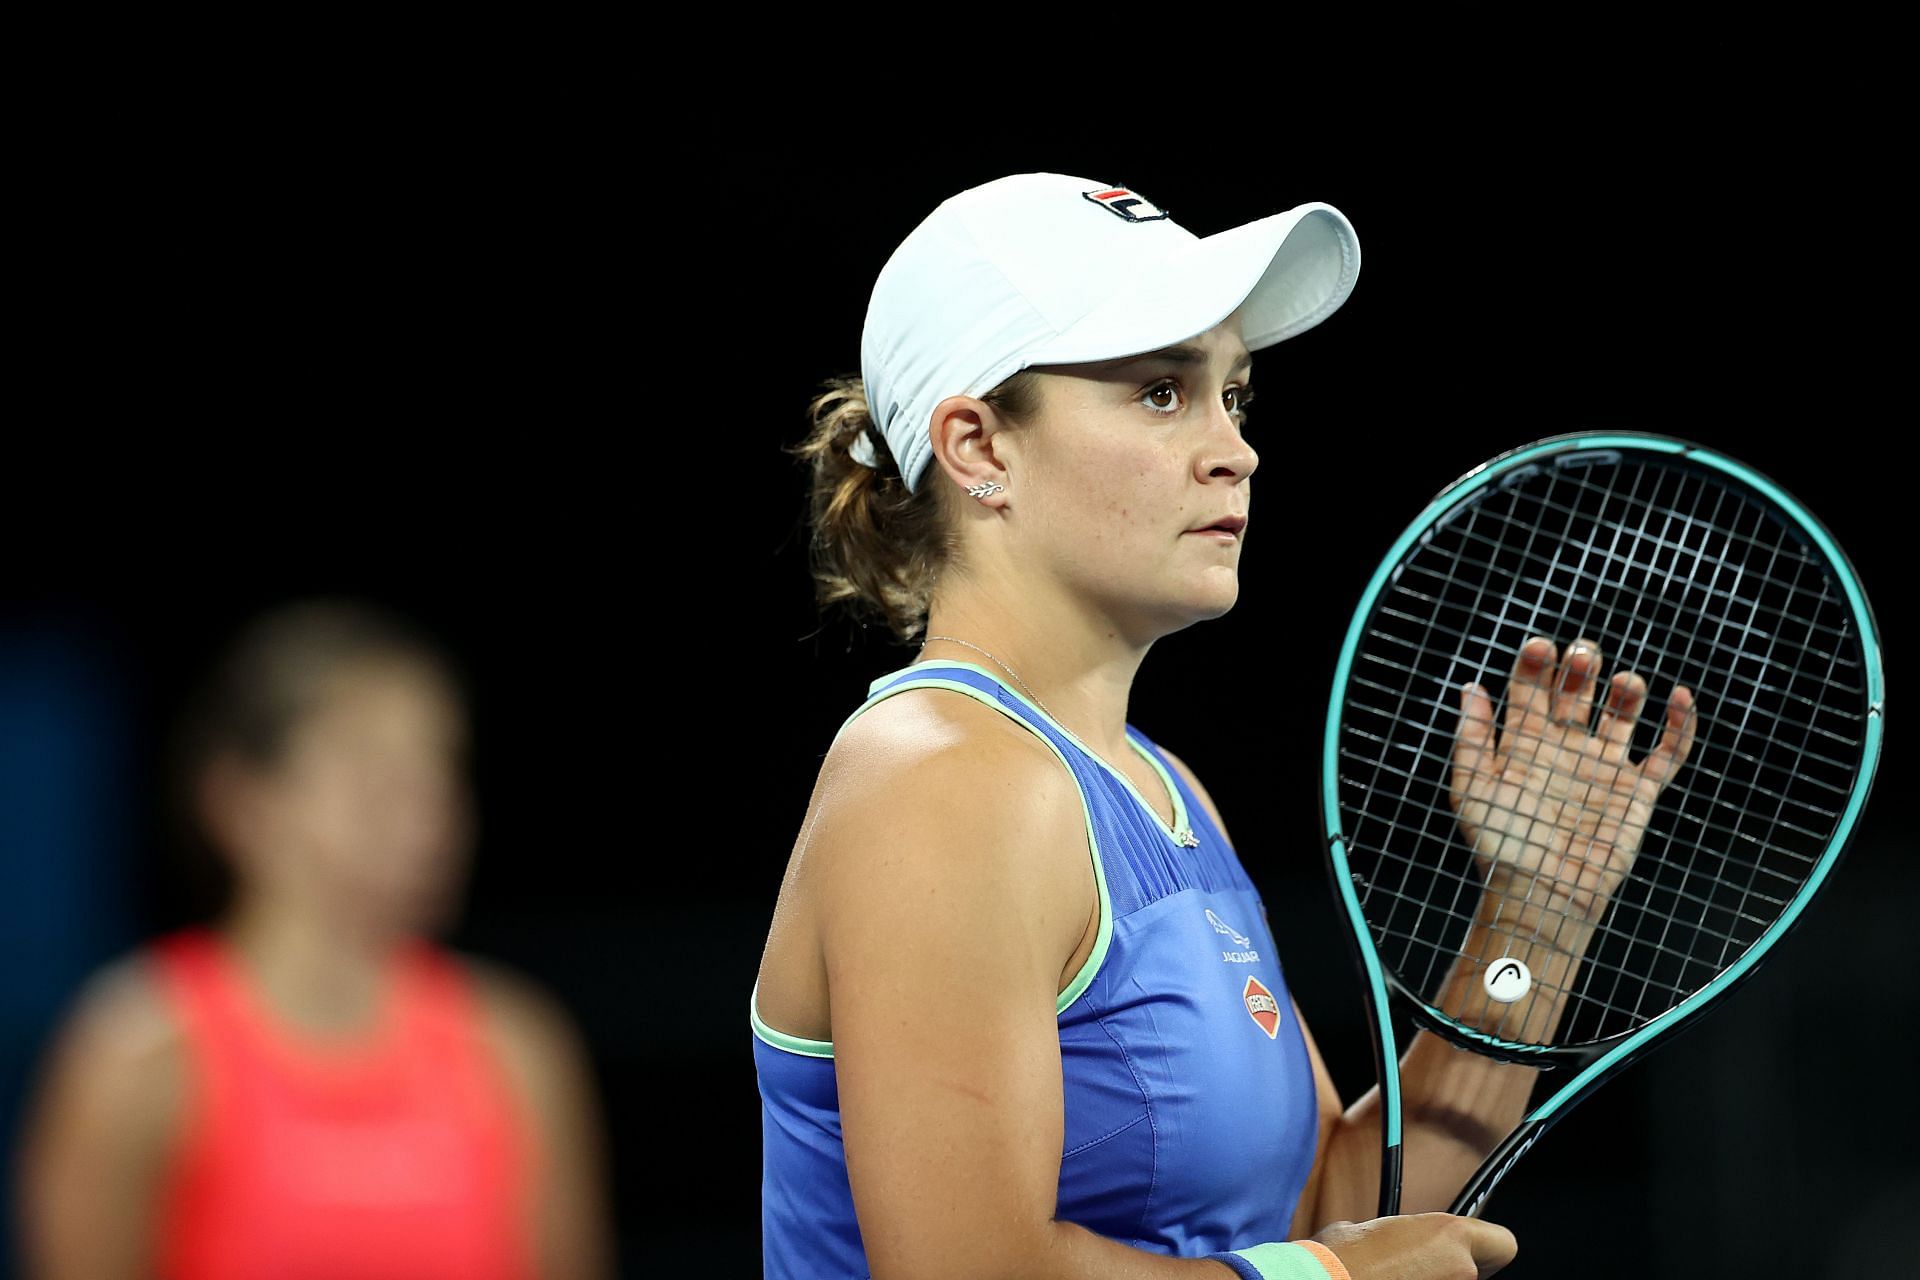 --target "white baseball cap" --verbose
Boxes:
[854,172,1361,494]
